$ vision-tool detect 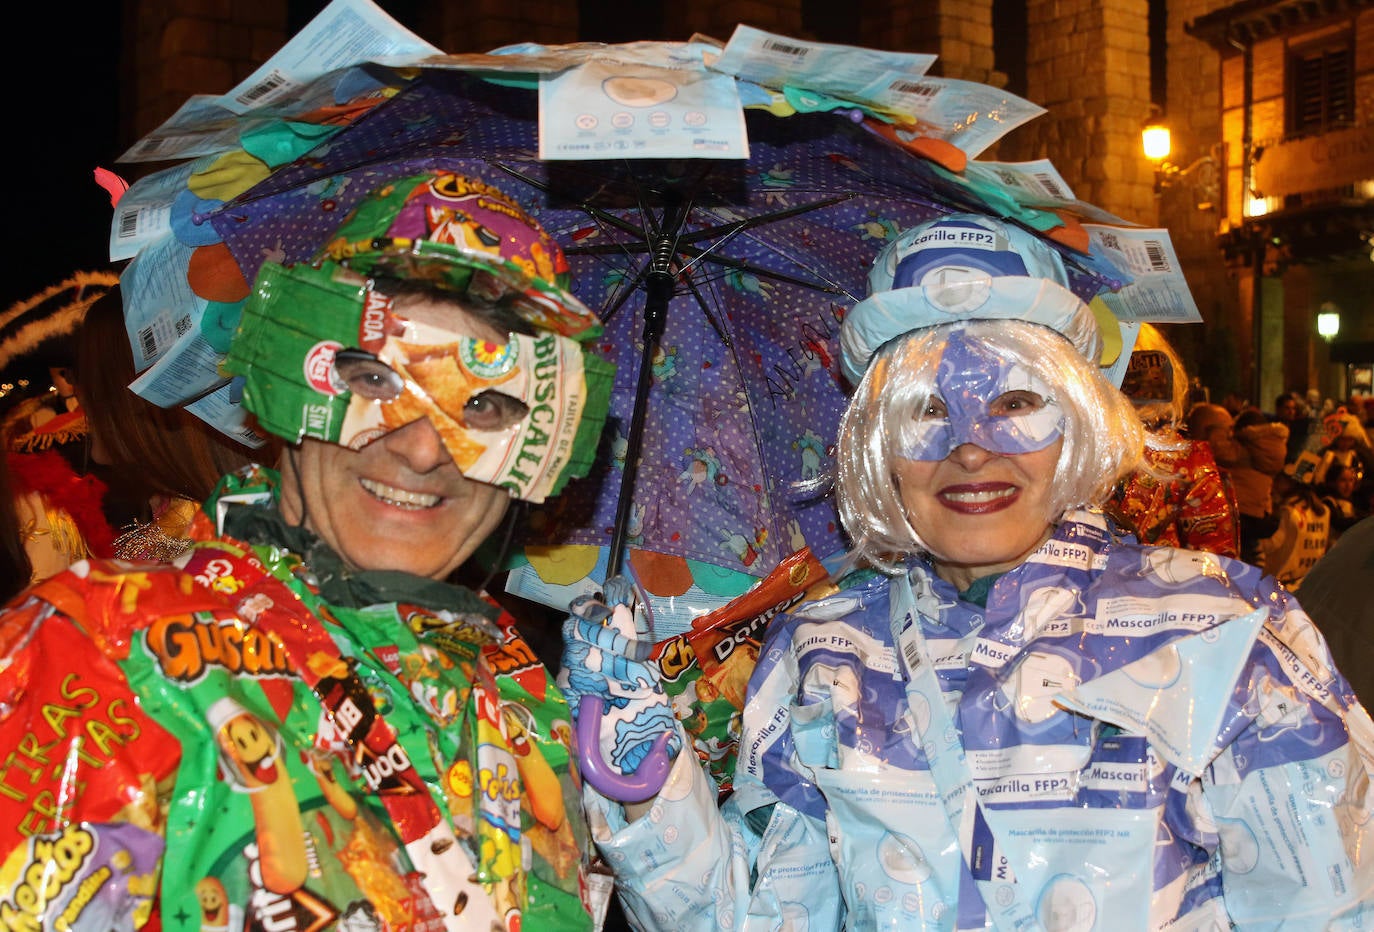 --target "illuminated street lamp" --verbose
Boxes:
[1141,112,1216,202]
[1142,119,1172,162]
[1317,303,1341,341]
